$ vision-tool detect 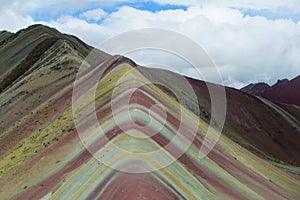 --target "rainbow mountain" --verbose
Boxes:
[0,25,300,200]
